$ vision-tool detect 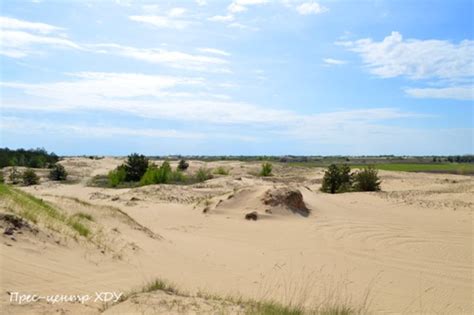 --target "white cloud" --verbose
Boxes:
[197,47,231,56]
[296,2,328,15]
[195,0,207,6]
[129,15,191,29]
[168,7,187,17]
[340,31,474,81]
[323,58,347,65]
[405,86,474,101]
[2,72,420,128]
[0,16,63,34]
[1,116,205,139]
[92,44,230,72]
[208,15,235,22]
[0,16,80,58]
[228,3,247,13]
